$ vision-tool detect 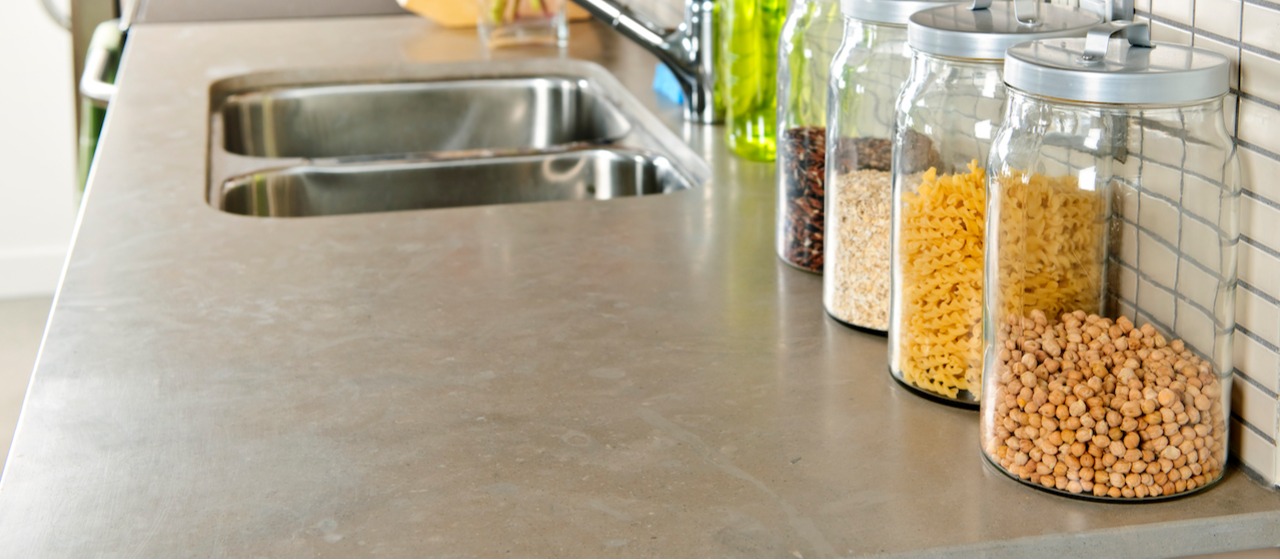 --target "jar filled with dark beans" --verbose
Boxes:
[778,126,828,271]
[775,0,843,273]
